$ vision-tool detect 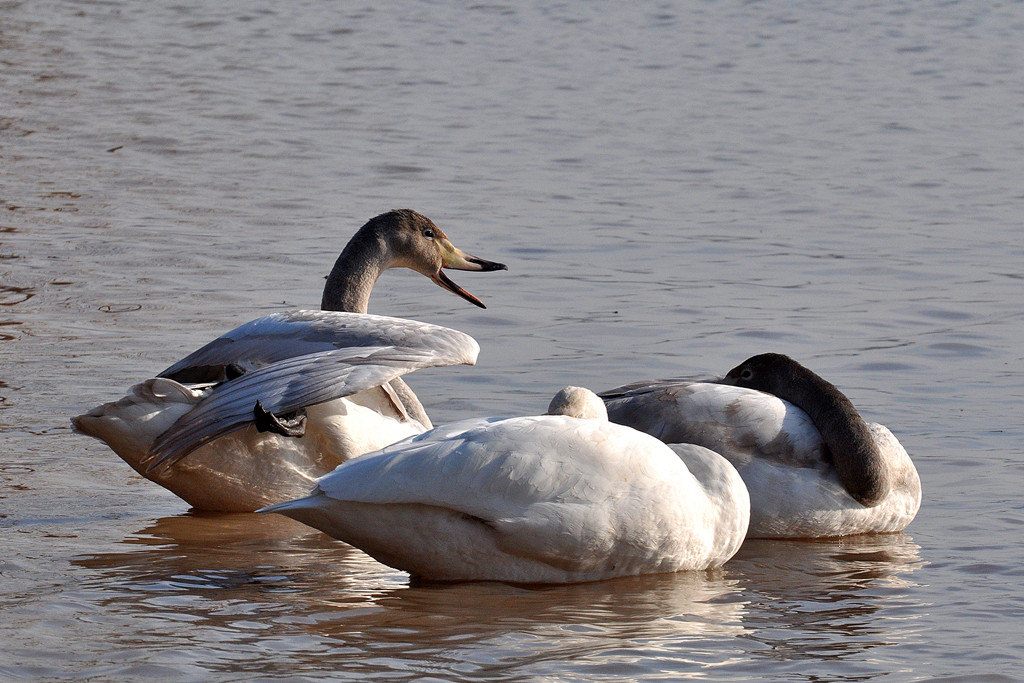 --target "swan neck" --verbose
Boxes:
[786,372,891,507]
[321,226,392,313]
